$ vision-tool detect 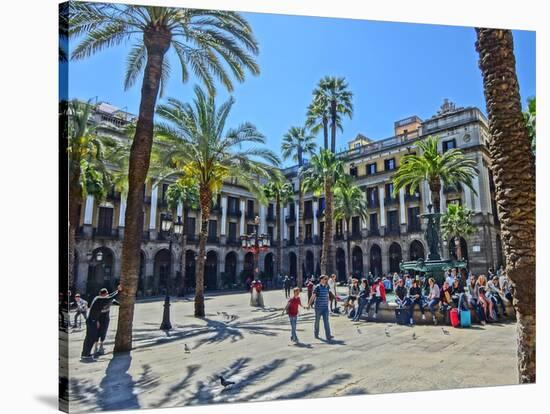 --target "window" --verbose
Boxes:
[354,142,361,148]
[370,213,378,232]
[289,202,295,216]
[304,200,313,217]
[352,216,361,234]
[367,163,377,175]
[318,197,325,212]
[350,165,358,177]
[385,183,395,199]
[448,198,462,206]
[228,197,239,213]
[442,139,457,152]
[335,219,343,236]
[247,200,255,216]
[267,226,274,240]
[387,210,399,232]
[367,187,378,205]
[161,183,169,201]
[97,207,113,234]
[228,222,237,241]
[246,224,255,234]
[289,226,295,242]
[408,207,421,231]
[186,217,196,235]
[268,203,274,217]
[208,220,217,237]
[305,223,312,239]
[320,222,325,240]
[384,158,396,171]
